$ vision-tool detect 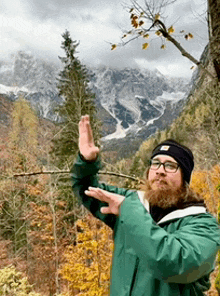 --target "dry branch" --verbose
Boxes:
[8,170,140,182]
